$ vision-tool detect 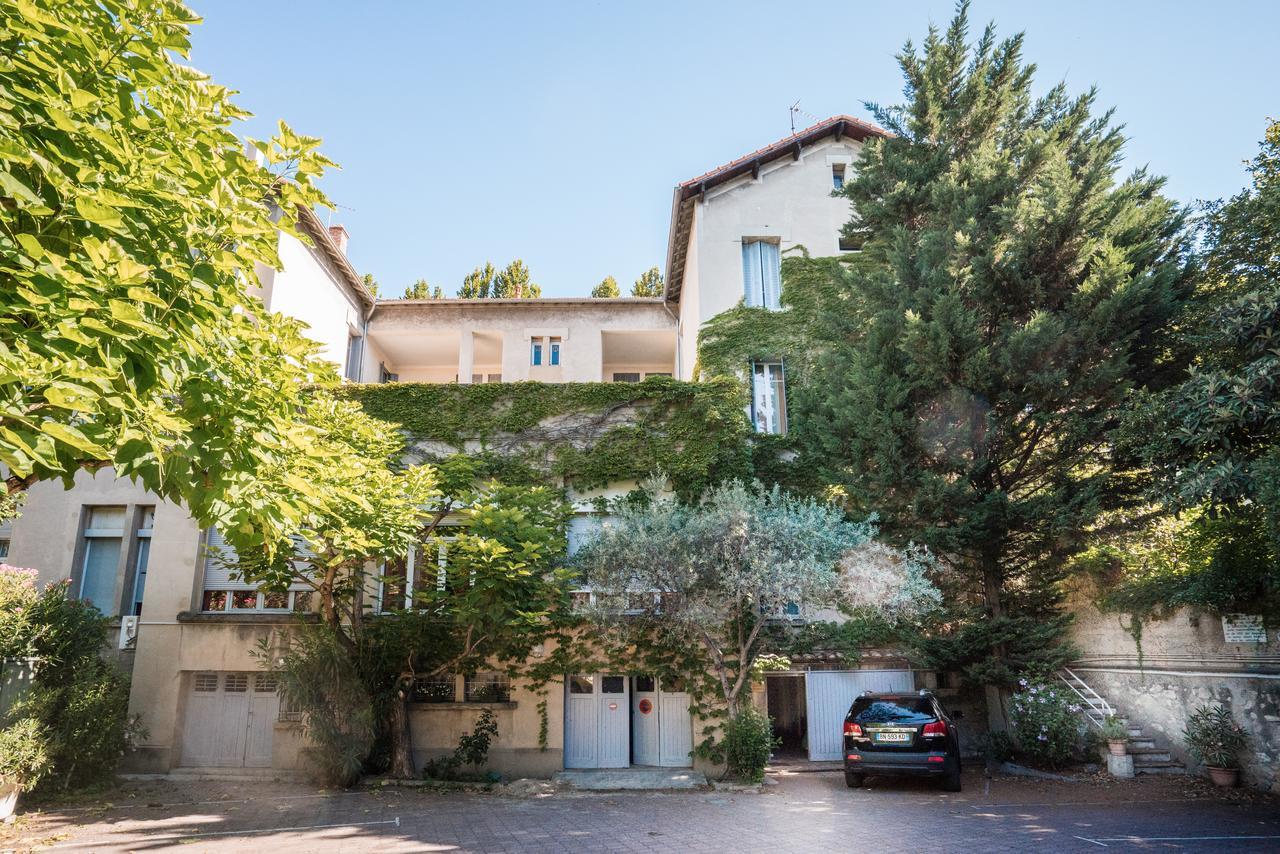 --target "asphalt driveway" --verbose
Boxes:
[4,767,1278,853]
